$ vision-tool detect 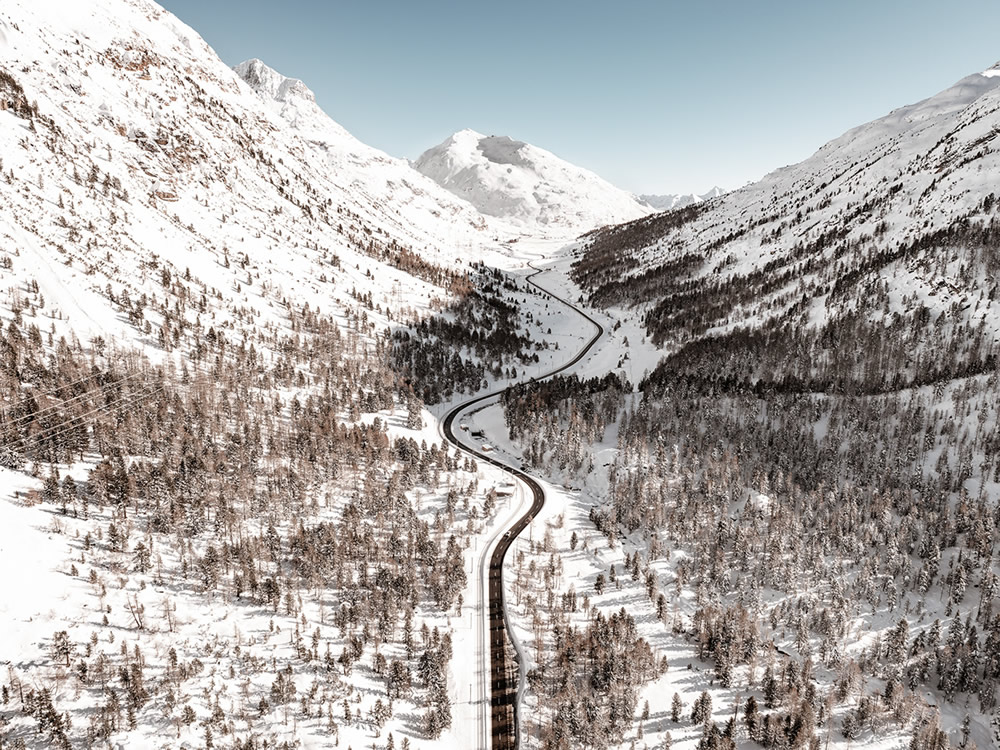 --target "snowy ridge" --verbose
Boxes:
[231,57,498,252]
[233,58,349,137]
[413,128,652,237]
[579,61,1000,349]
